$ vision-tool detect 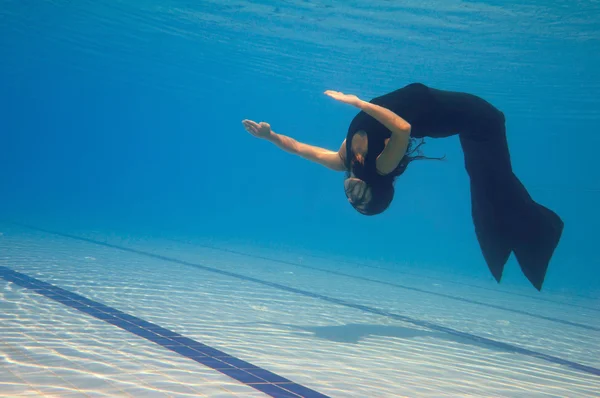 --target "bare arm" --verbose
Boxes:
[357,100,411,175]
[325,90,411,176]
[242,120,347,172]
